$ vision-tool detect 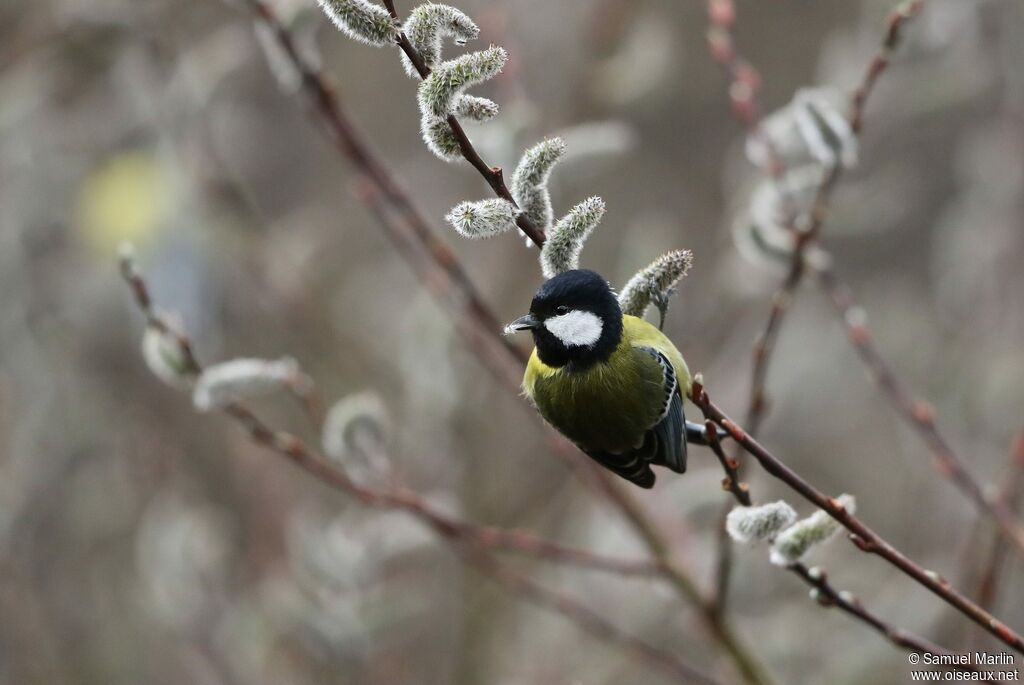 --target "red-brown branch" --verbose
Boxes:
[704,389,994,673]
[814,265,1024,555]
[973,433,1024,612]
[380,0,546,247]
[691,380,1024,653]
